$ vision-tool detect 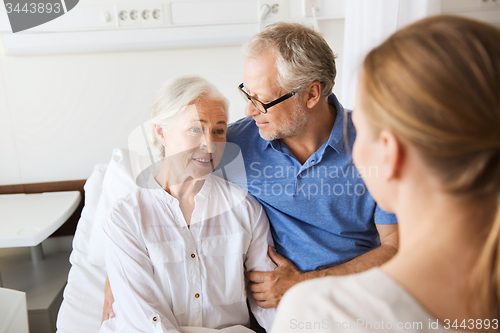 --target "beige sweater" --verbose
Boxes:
[270,268,467,333]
